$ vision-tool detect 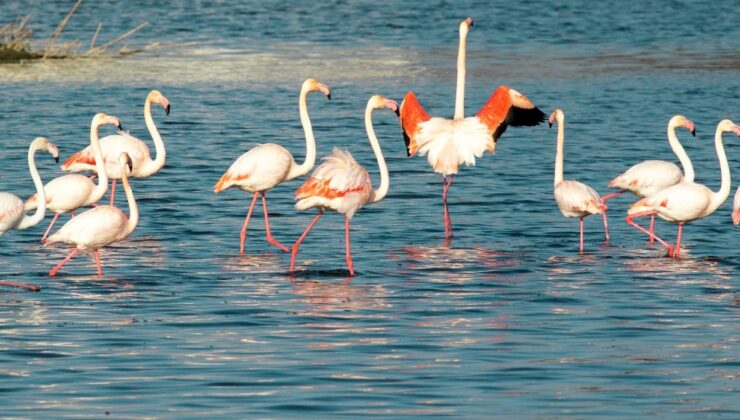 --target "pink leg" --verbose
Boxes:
[239,192,260,255]
[674,223,684,258]
[442,175,454,240]
[49,248,80,277]
[109,179,117,205]
[41,213,61,242]
[601,211,611,242]
[600,189,627,202]
[579,217,585,254]
[626,212,675,256]
[289,211,323,273]
[648,215,655,243]
[93,249,103,276]
[345,216,355,276]
[261,193,289,252]
[0,280,40,292]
